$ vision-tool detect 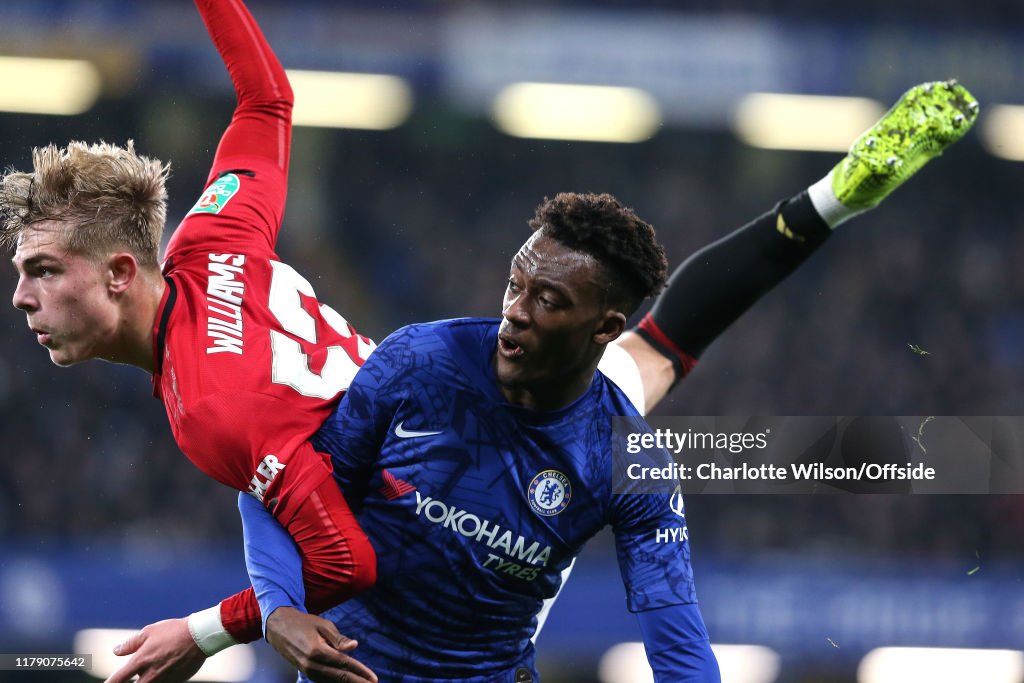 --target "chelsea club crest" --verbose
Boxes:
[528,470,571,516]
